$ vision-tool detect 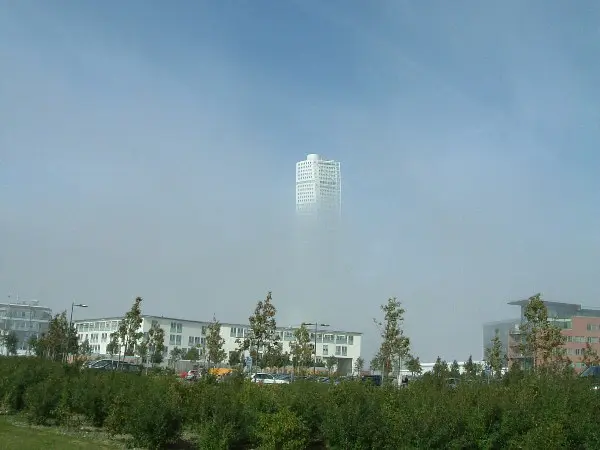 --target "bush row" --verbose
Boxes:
[2,356,600,449]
